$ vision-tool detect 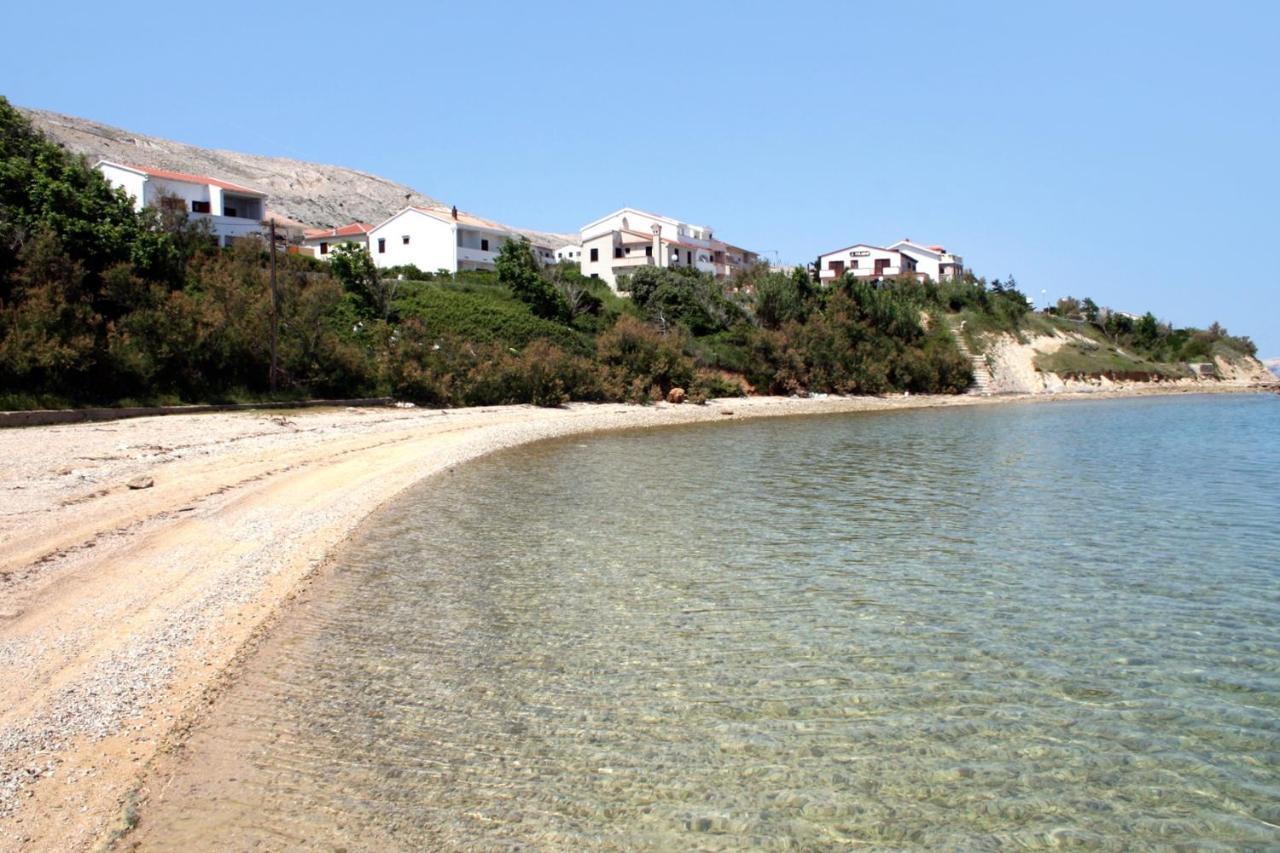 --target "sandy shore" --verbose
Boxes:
[0,386,1272,850]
